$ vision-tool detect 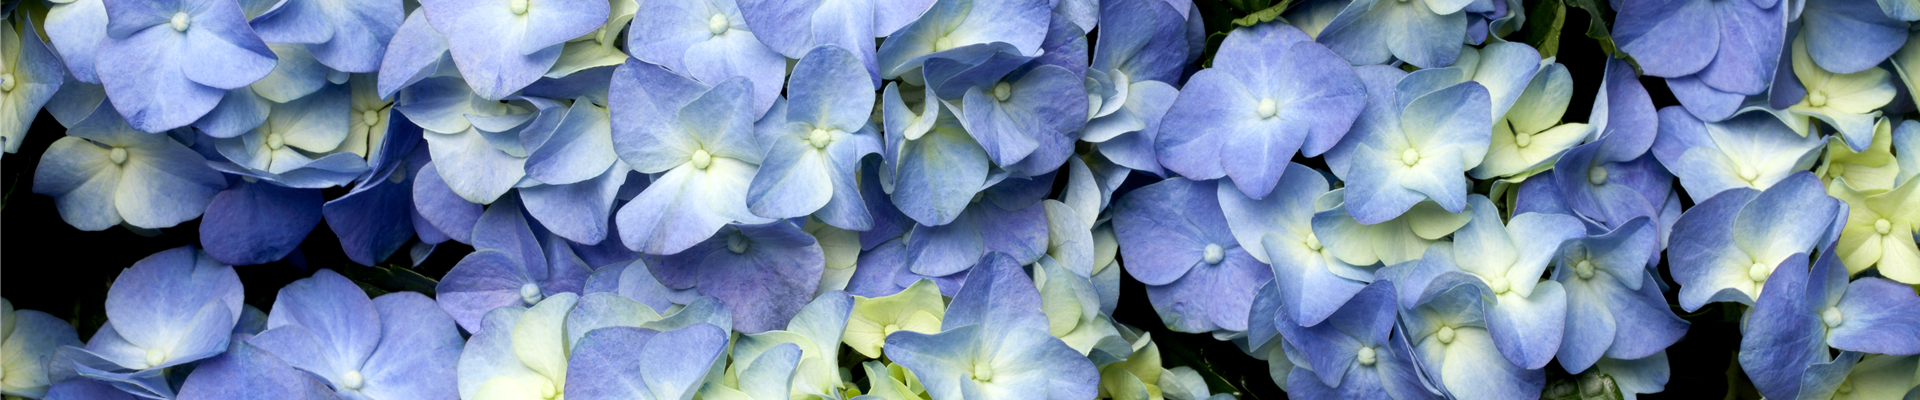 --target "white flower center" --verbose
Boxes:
[1574,260,1595,280]
[1737,164,1759,182]
[362,110,381,126]
[1588,166,1608,186]
[707,14,729,35]
[1748,262,1770,282]
[992,82,1012,102]
[1489,276,1511,294]
[170,12,191,32]
[727,232,751,254]
[1305,233,1322,251]
[933,36,954,51]
[1822,307,1844,328]
[267,132,286,150]
[1514,131,1532,148]
[972,363,994,382]
[1401,149,1420,166]
[109,148,129,165]
[1876,219,1892,235]
[1257,99,1277,119]
[510,0,529,15]
[690,149,712,169]
[520,283,543,305]
[342,370,364,390]
[0,73,15,92]
[808,128,833,148]
[1355,346,1377,366]
[1435,326,1455,345]
[1202,244,1224,265]
[145,348,168,368]
[1808,91,1828,108]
